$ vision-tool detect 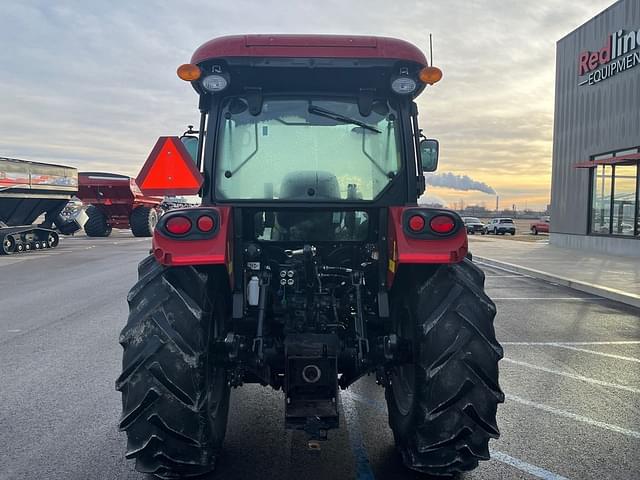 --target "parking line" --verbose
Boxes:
[506,393,640,439]
[489,450,569,480]
[492,297,603,301]
[502,358,640,394]
[484,274,526,278]
[547,344,640,363]
[341,391,376,480]
[503,341,640,345]
[346,391,571,479]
